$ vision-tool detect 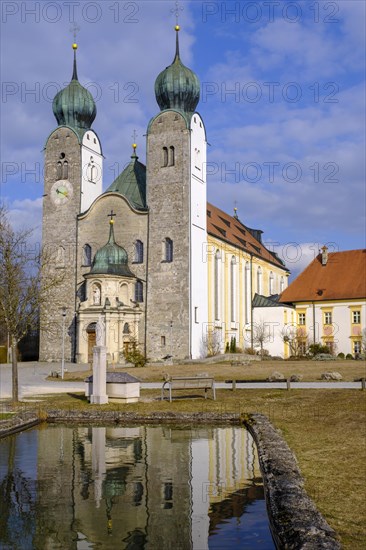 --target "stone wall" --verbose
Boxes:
[40,127,82,362]
[248,413,341,549]
[146,111,191,361]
